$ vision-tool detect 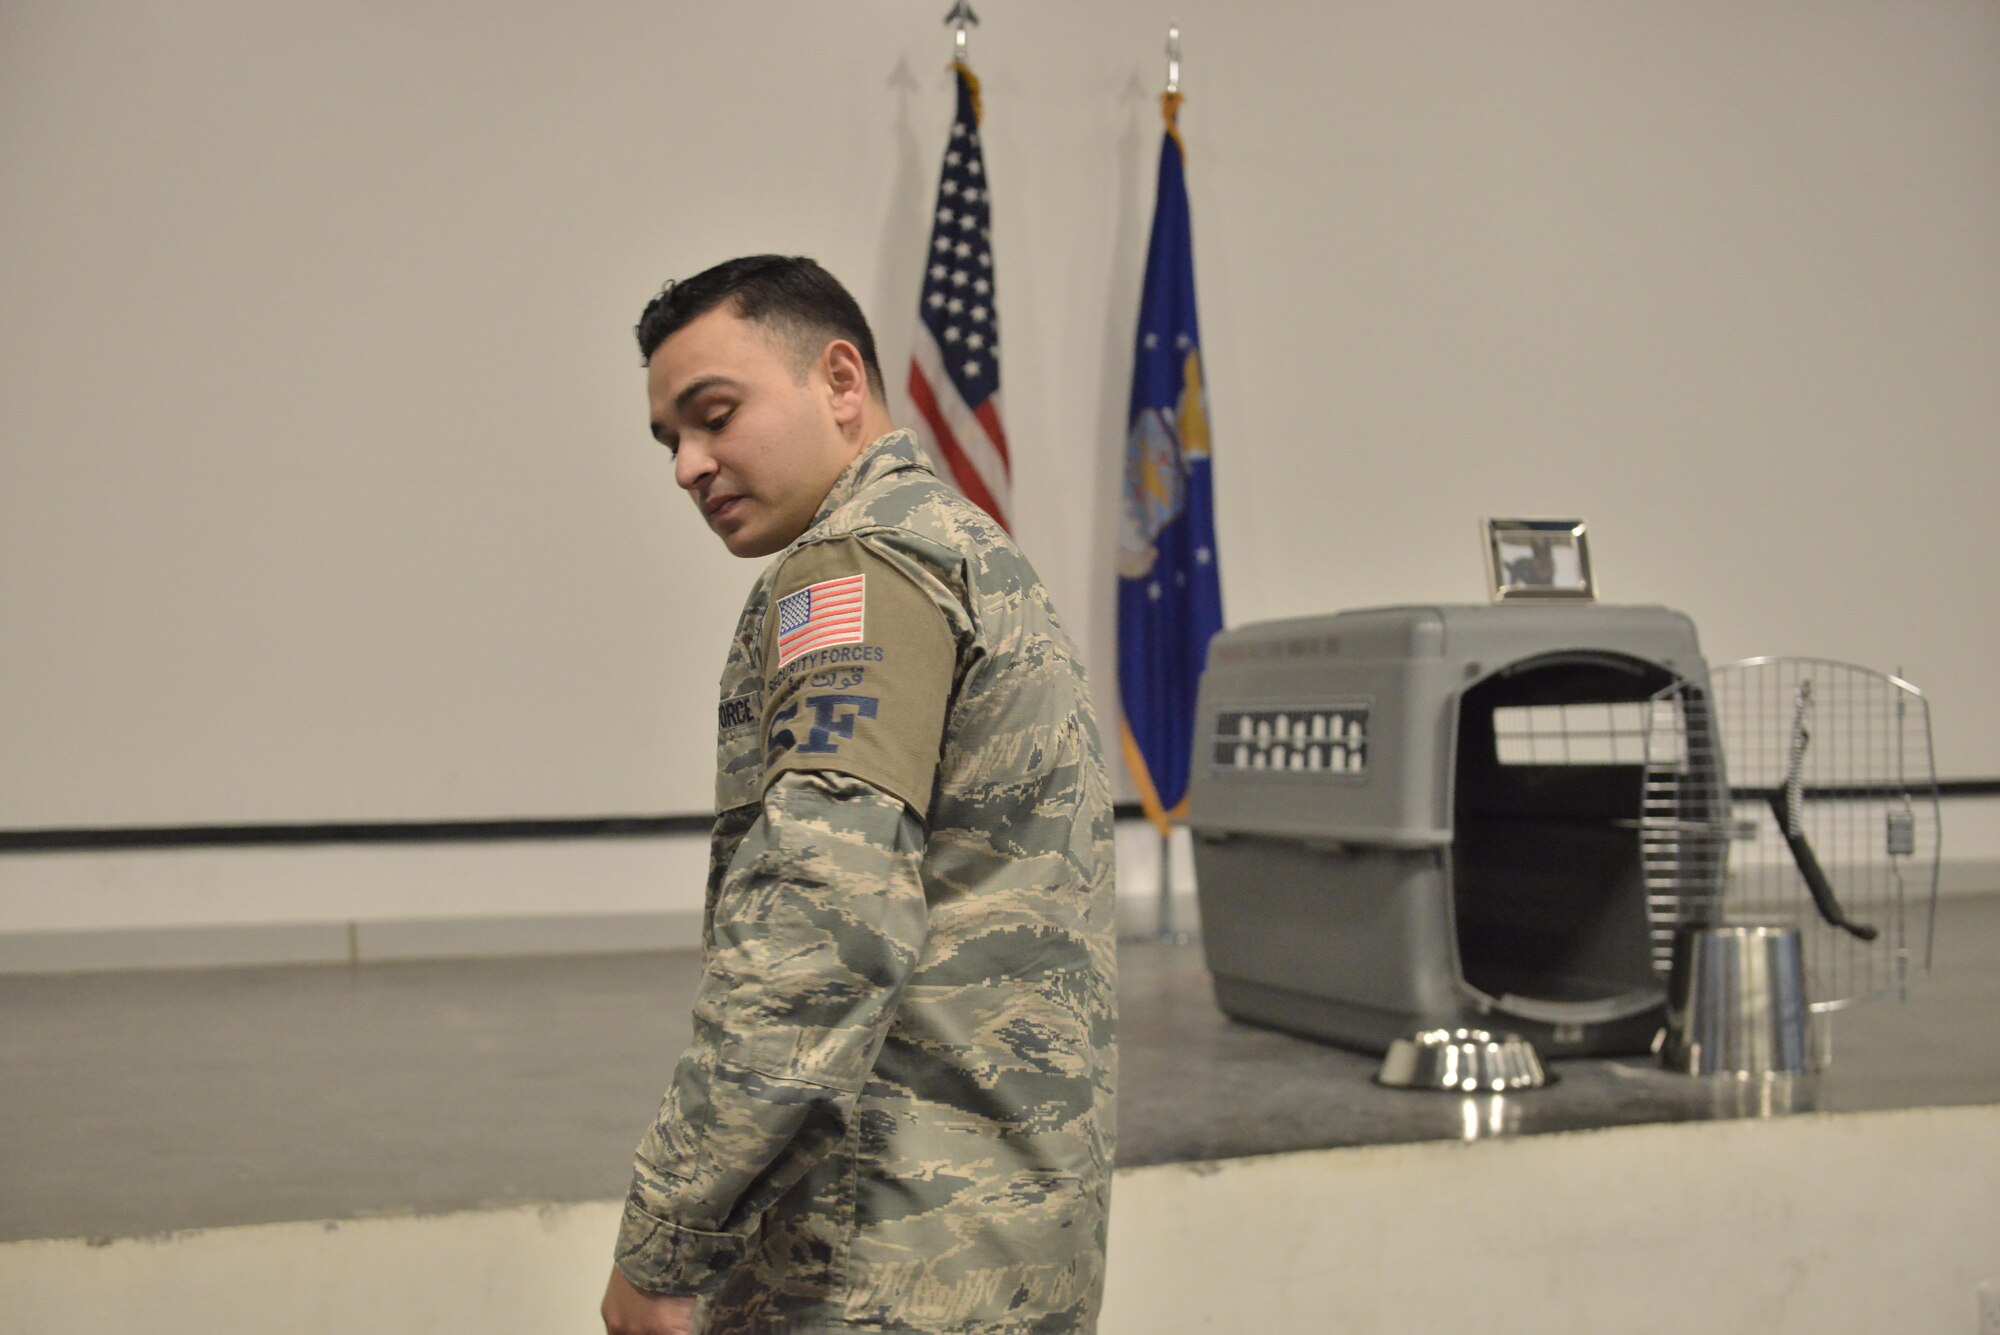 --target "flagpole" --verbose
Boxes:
[1156,21,1183,948]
